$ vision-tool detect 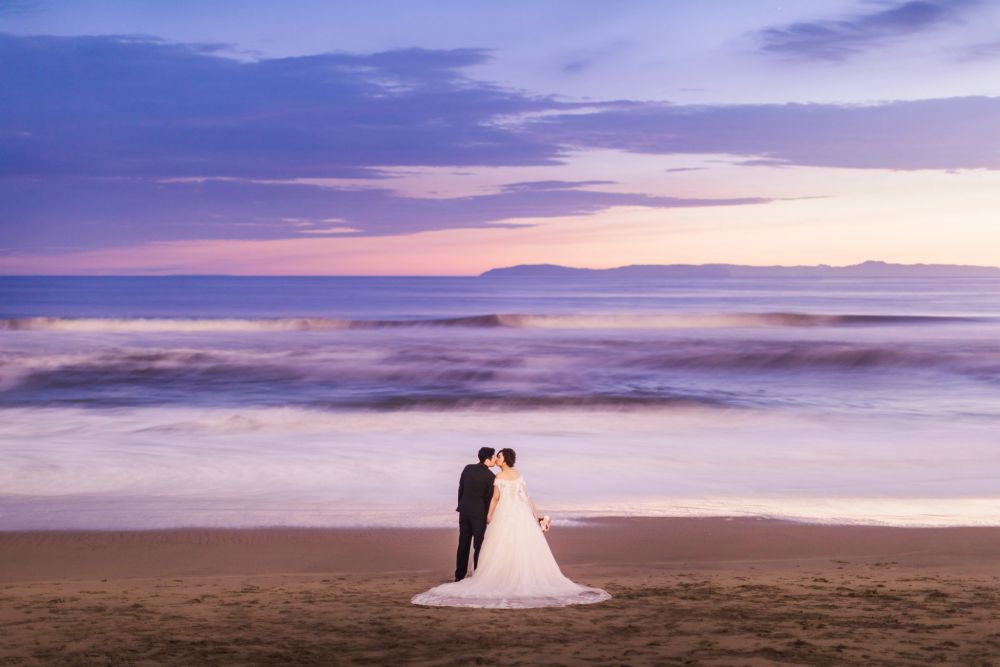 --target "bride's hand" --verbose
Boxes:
[487,513,493,524]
